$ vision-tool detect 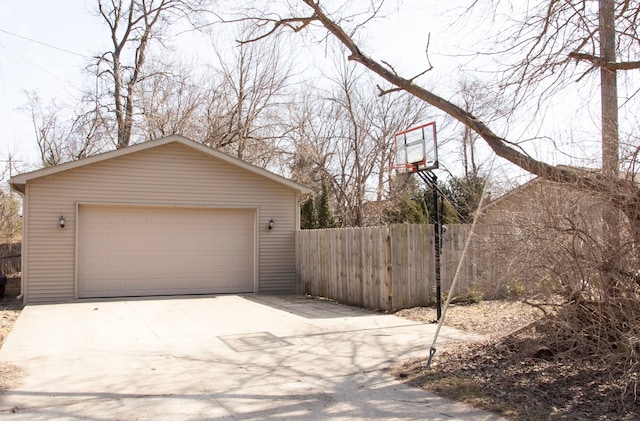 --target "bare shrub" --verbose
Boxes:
[473,176,640,406]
